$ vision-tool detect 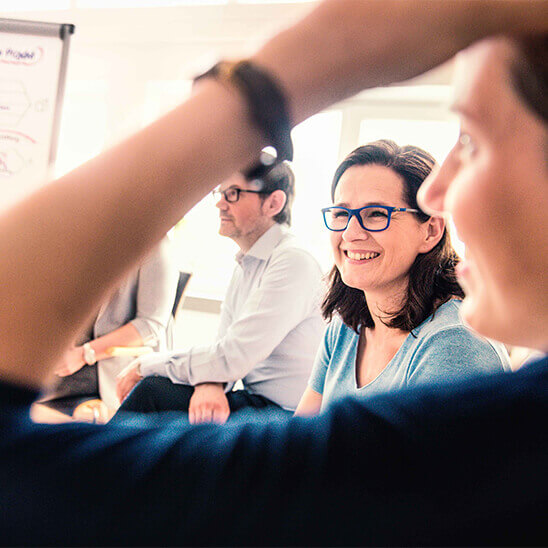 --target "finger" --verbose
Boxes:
[122,379,137,402]
[188,401,196,424]
[191,404,202,424]
[197,406,208,424]
[115,378,122,396]
[119,384,129,403]
[116,370,126,381]
[212,408,228,424]
[116,379,124,399]
[204,409,214,424]
[197,406,212,424]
